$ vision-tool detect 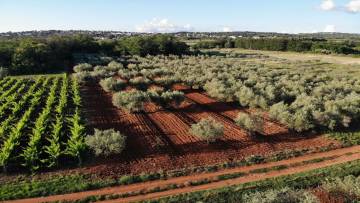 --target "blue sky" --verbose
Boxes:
[0,0,359,33]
